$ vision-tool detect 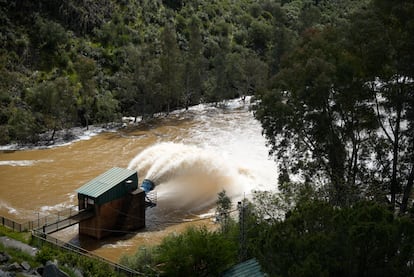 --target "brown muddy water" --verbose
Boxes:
[0,99,277,262]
